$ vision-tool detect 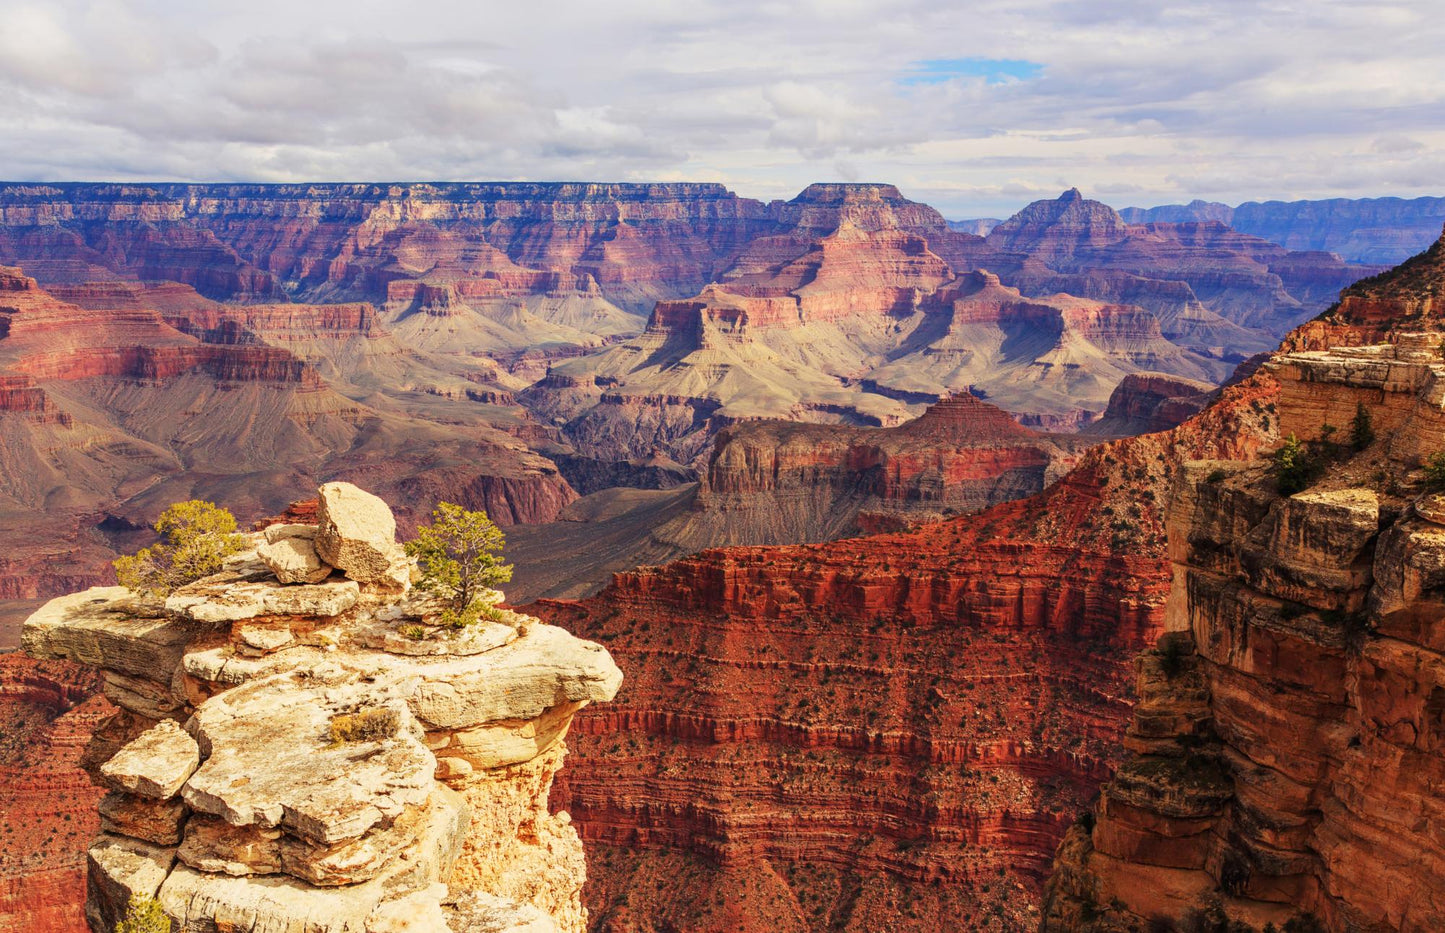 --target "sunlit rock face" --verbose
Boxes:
[21,482,621,933]
[1042,232,1445,932]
